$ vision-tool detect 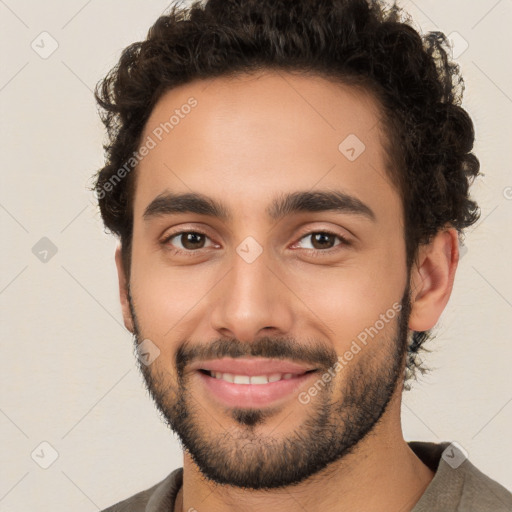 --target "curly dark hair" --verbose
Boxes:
[92,0,480,385]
